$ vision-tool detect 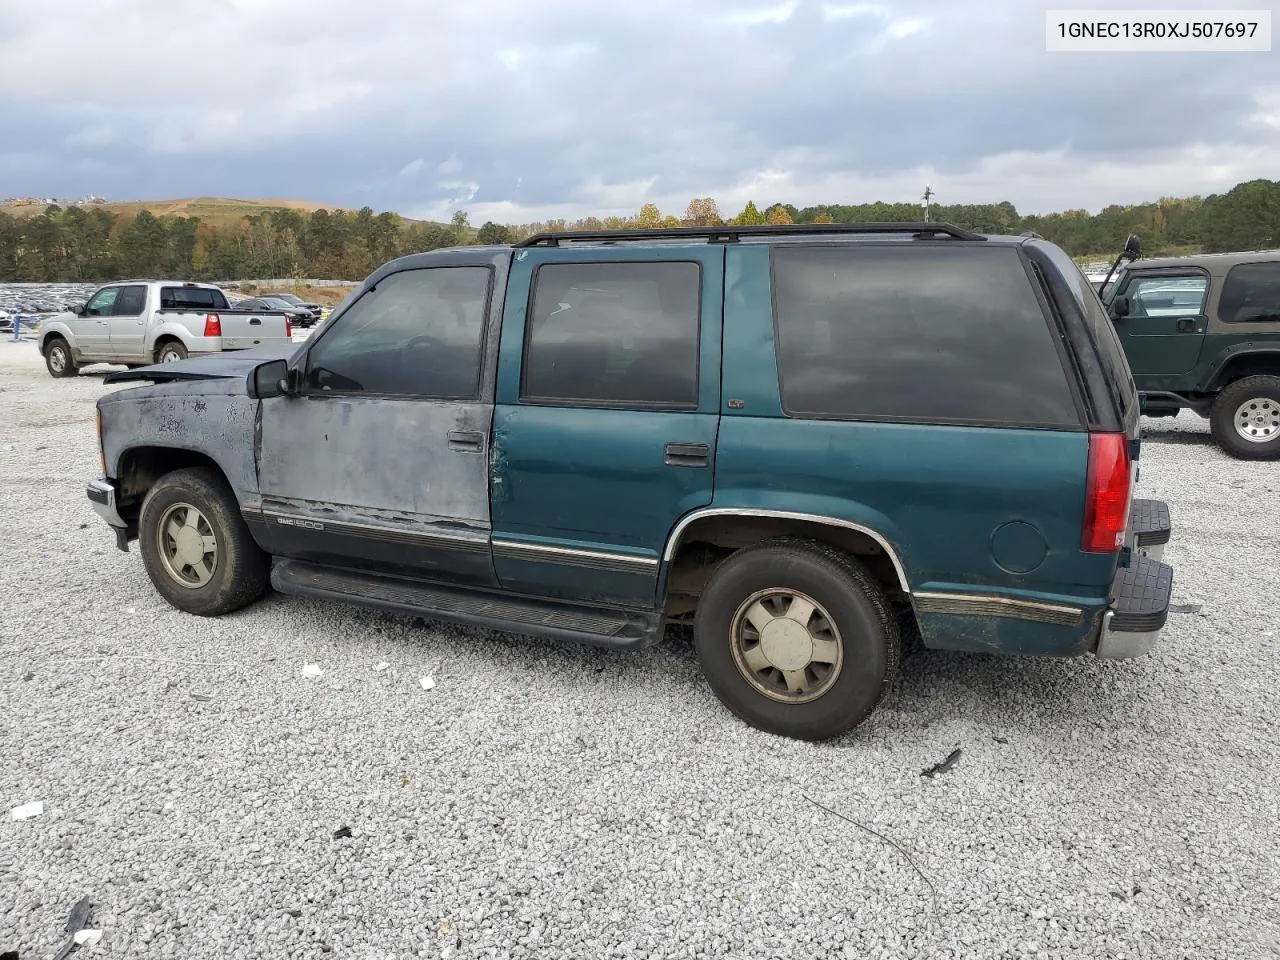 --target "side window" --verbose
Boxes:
[85,287,119,316]
[161,287,222,310]
[1124,274,1208,317]
[1219,261,1280,323]
[521,261,700,408]
[113,285,147,316]
[772,245,1080,427]
[304,266,490,399]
